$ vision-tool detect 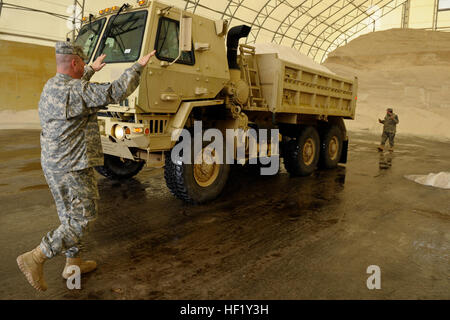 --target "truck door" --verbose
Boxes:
[143,8,198,113]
